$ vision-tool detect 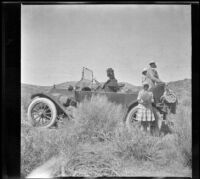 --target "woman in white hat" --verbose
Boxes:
[141,67,153,89]
[136,82,155,132]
